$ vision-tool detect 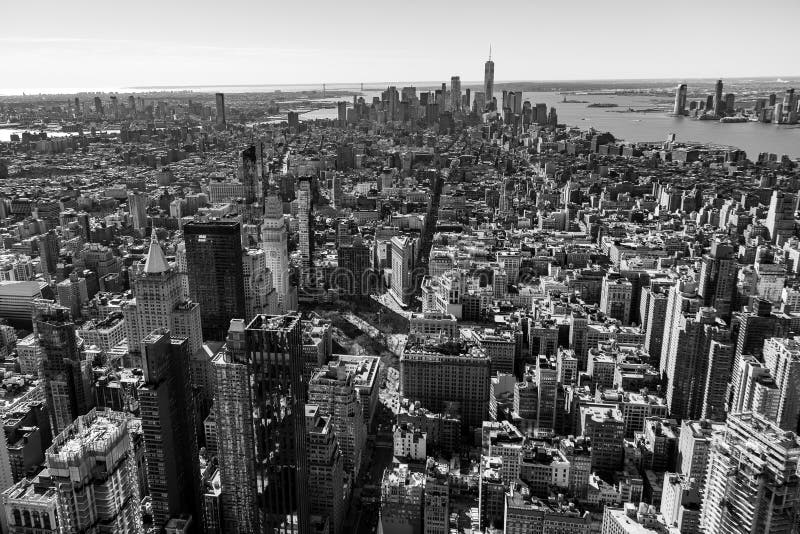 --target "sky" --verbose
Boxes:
[2,0,798,93]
